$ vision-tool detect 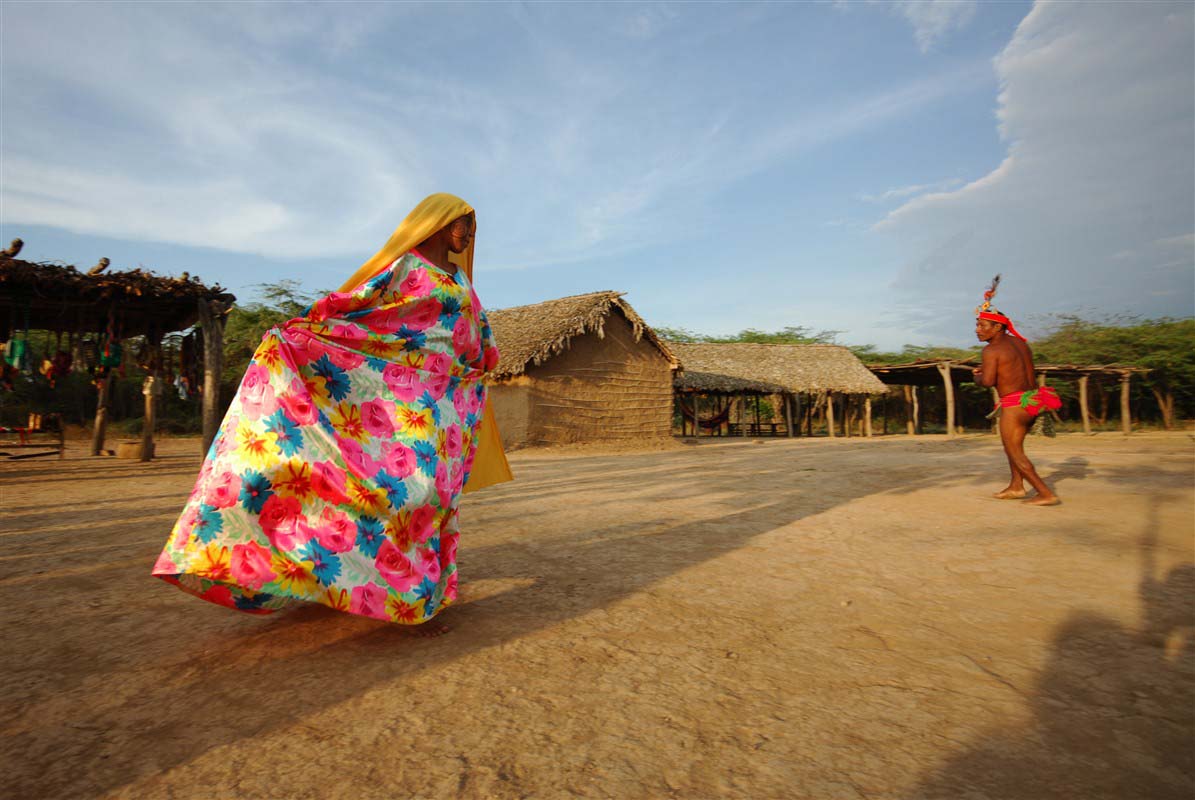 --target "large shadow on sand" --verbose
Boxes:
[9,438,1186,797]
[910,492,1195,800]
[2,438,986,797]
